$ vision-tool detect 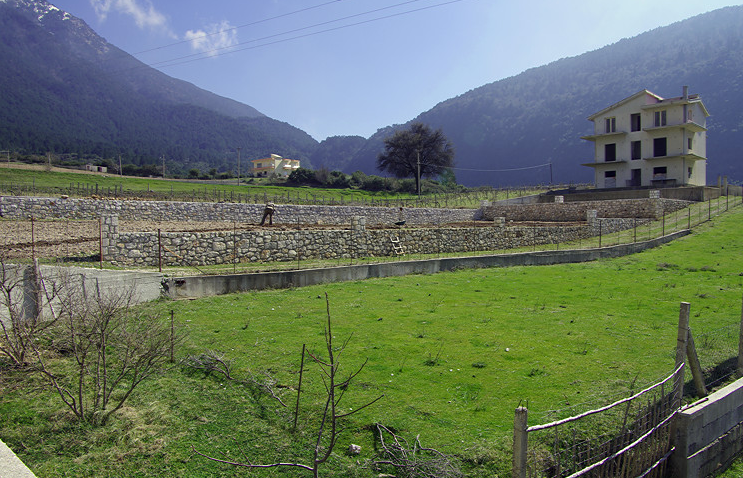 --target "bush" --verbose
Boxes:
[288,167,318,185]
